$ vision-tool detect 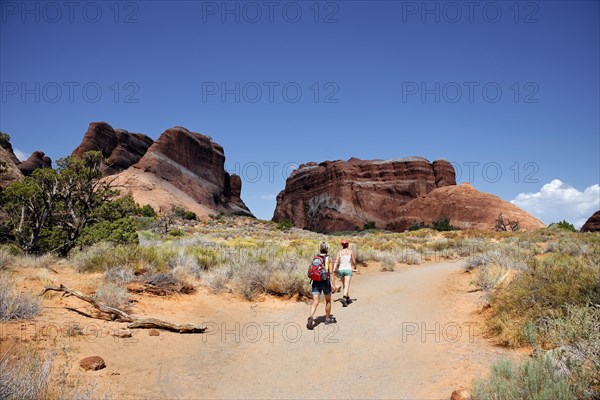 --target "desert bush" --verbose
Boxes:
[431,216,455,231]
[0,247,16,270]
[168,228,185,237]
[488,254,600,347]
[143,271,194,295]
[185,246,223,270]
[408,221,429,231]
[549,220,578,232]
[0,347,54,399]
[94,282,130,310]
[379,253,396,271]
[473,356,574,400]
[265,258,310,297]
[363,221,377,230]
[397,249,421,265]
[541,305,600,398]
[103,267,136,284]
[276,219,294,231]
[471,265,510,294]
[0,274,41,320]
[464,252,493,271]
[201,266,232,292]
